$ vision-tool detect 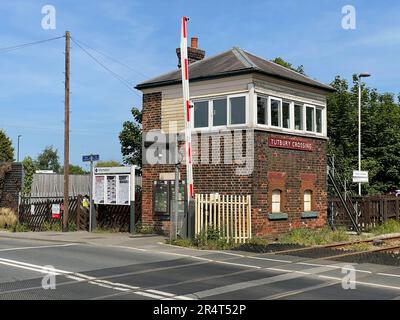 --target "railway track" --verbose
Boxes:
[270,235,400,261]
